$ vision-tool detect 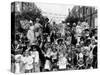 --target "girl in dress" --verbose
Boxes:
[57,53,68,71]
[14,54,23,73]
[22,51,33,73]
[44,48,52,71]
[77,51,85,69]
[29,46,40,72]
